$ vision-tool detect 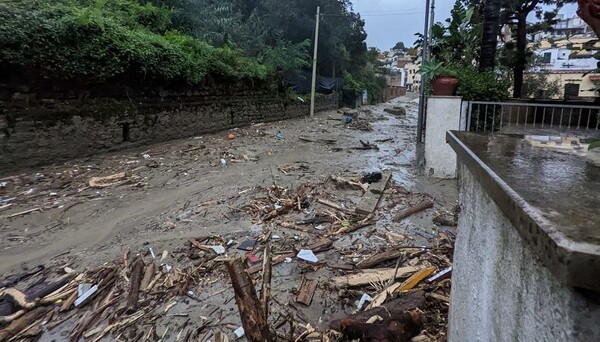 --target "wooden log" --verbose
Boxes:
[225,258,272,342]
[329,291,426,332]
[316,198,345,211]
[339,311,421,342]
[260,243,272,320]
[126,257,145,313]
[393,201,434,222]
[357,250,404,269]
[295,279,317,306]
[427,292,450,303]
[0,306,48,341]
[140,263,155,291]
[330,266,422,288]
